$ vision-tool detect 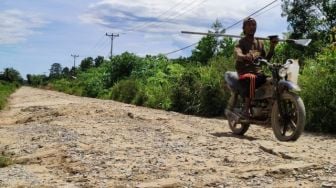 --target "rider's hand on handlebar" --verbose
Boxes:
[245,50,260,63]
